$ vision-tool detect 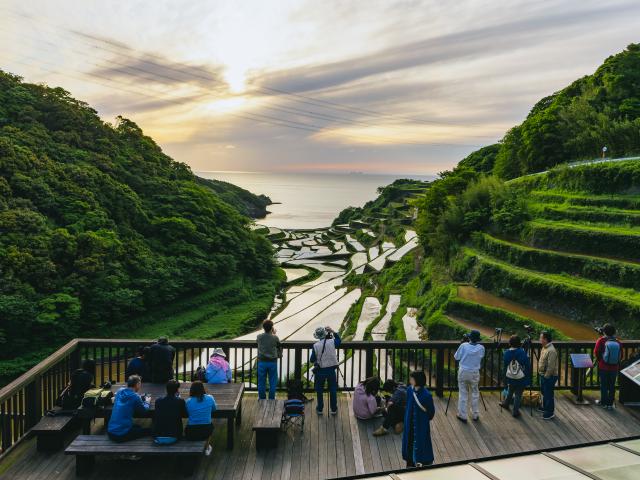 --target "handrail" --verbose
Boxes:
[1,338,639,456]
[0,339,79,404]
